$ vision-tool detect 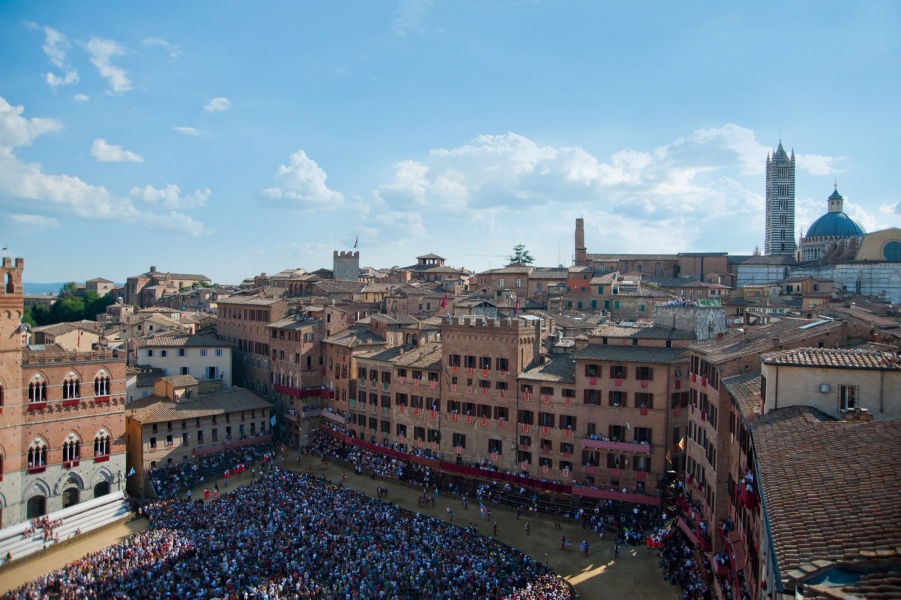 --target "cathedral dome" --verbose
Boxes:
[805,186,866,239]
[806,210,866,238]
